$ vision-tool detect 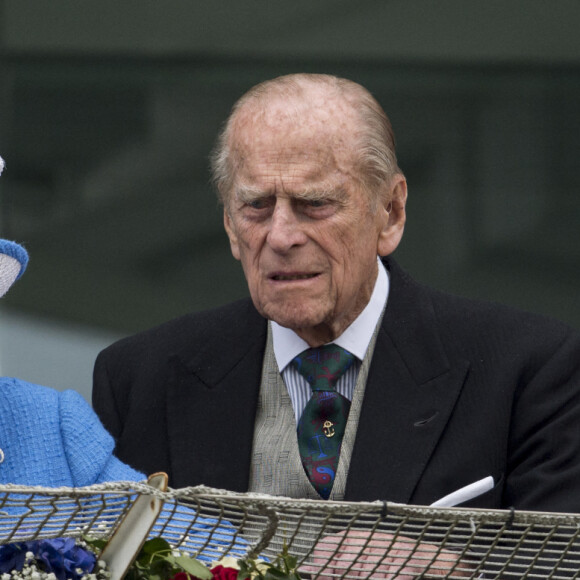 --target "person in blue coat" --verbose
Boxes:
[0,158,143,486]
[0,235,245,564]
[0,377,143,486]
[0,156,247,561]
